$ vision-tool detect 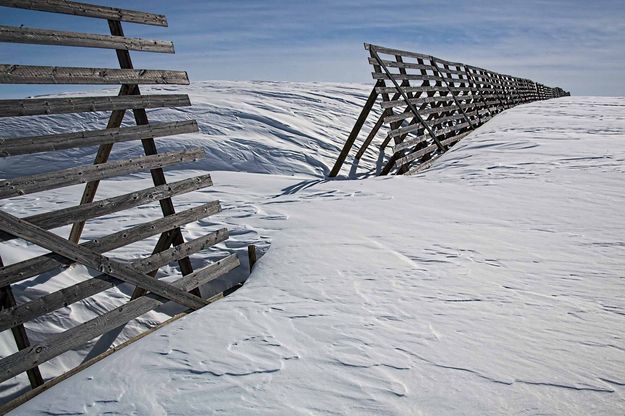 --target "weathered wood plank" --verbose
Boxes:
[372,72,446,82]
[364,43,431,60]
[0,210,207,310]
[0,25,174,53]
[0,201,221,287]
[0,148,204,199]
[0,64,189,85]
[0,229,230,332]
[0,120,199,156]
[367,57,432,71]
[396,130,473,168]
[0,174,213,243]
[0,94,191,117]
[0,254,240,384]
[0,0,168,26]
